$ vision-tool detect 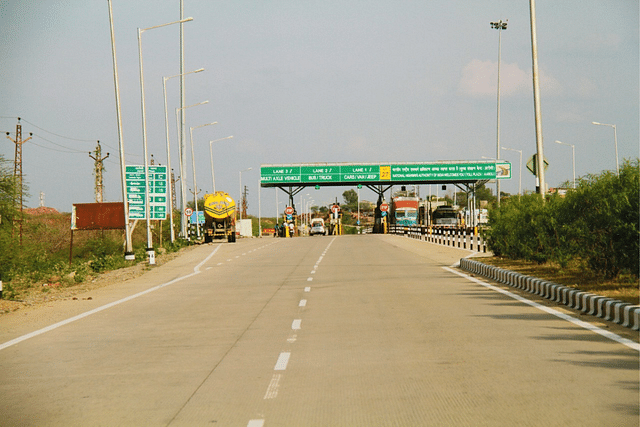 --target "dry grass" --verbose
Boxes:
[479,256,639,305]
